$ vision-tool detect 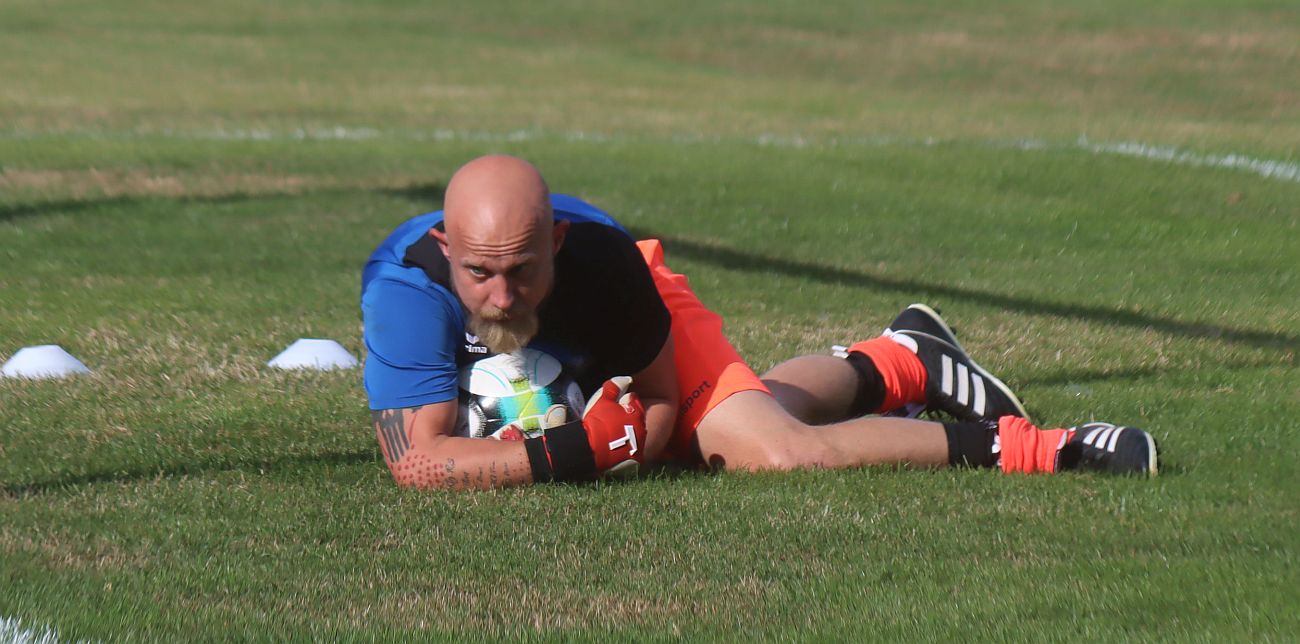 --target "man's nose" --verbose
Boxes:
[488,278,516,312]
